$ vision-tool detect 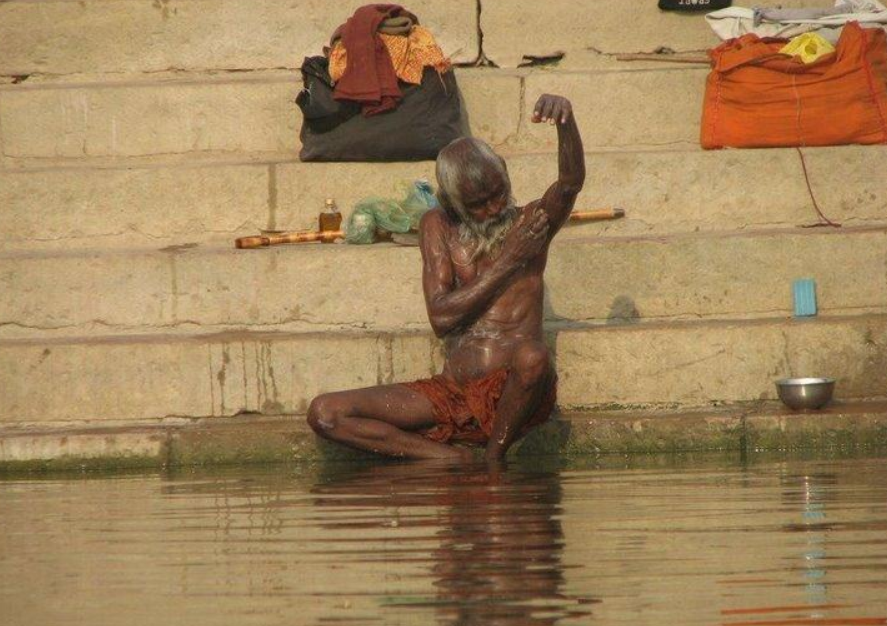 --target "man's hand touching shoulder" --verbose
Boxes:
[497,205,549,269]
